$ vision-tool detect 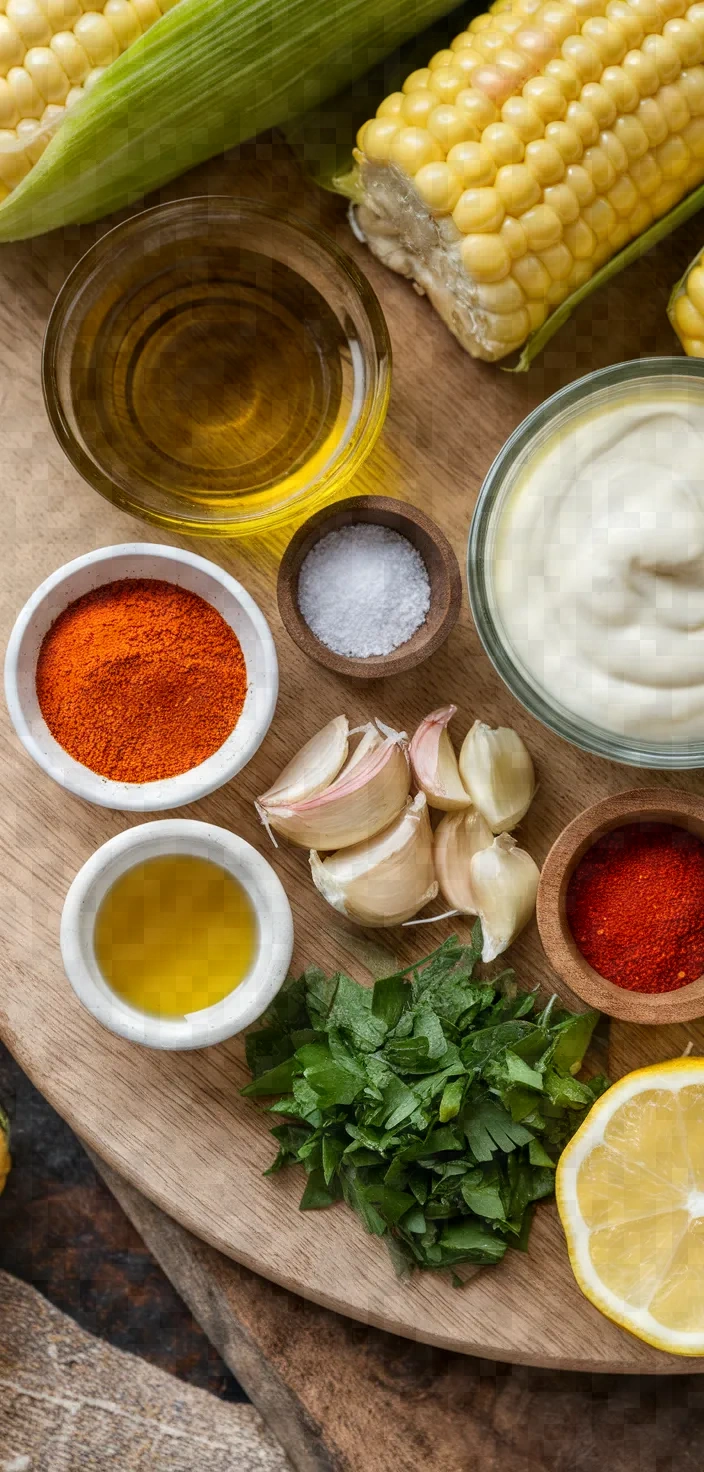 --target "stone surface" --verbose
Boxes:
[0,1270,289,1471]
